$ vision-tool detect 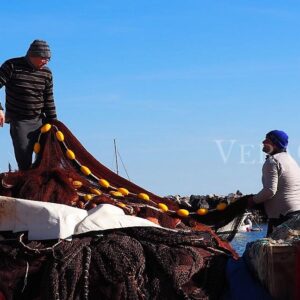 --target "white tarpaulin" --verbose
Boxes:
[0,196,160,240]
